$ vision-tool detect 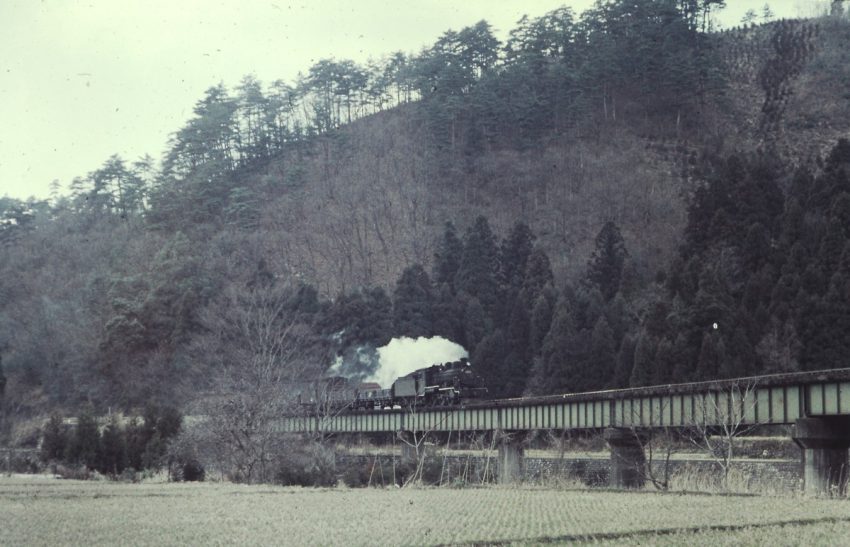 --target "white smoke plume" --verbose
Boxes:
[366,336,468,388]
[327,344,380,381]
